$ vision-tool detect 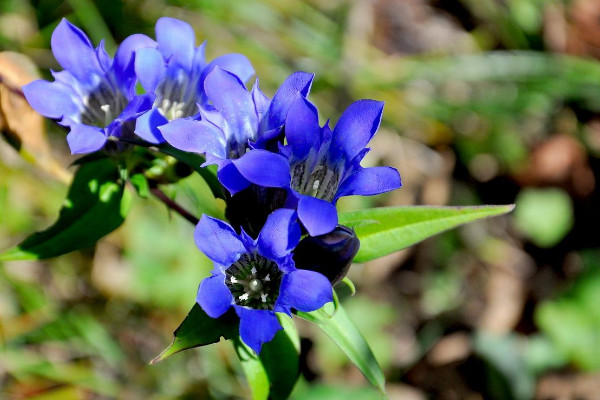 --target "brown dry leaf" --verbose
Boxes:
[0,51,70,182]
